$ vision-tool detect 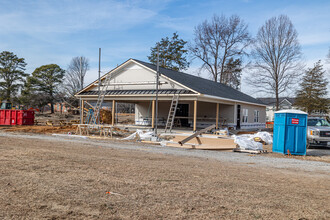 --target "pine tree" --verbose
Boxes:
[30,64,65,113]
[221,58,242,90]
[295,61,329,114]
[0,51,27,101]
[148,32,189,71]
